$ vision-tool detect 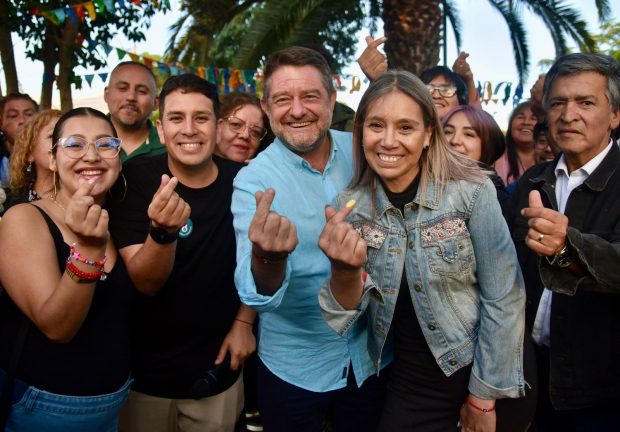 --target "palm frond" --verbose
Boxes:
[444,0,463,53]
[488,0,530,84]
[594,0,611,23]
